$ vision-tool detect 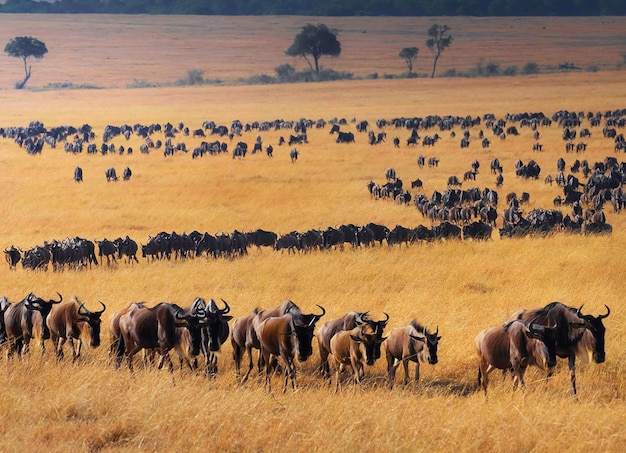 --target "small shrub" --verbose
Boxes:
[441,68,458,77]
[127,79,158,88]
[275,64,295,82]
[183,69,205,85]
[503,65,518,76]
[522,62,540,75]
[366,72,379,79]
[586,64,599,73]
[485,61,500,76]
